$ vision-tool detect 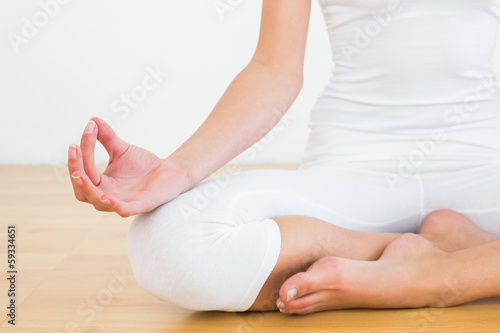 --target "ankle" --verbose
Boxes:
[427,253,461,308]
